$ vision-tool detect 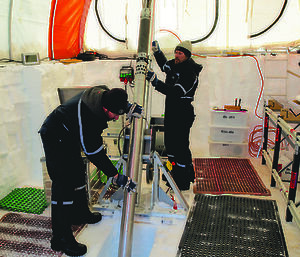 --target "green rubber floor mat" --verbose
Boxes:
[0,187,48,215]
